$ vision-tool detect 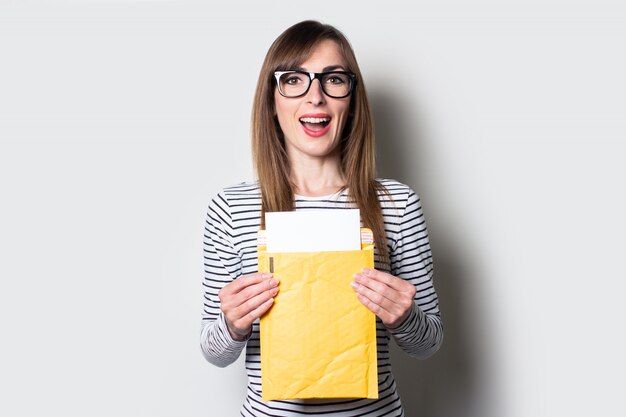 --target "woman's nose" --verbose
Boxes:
[306,78,326,105]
